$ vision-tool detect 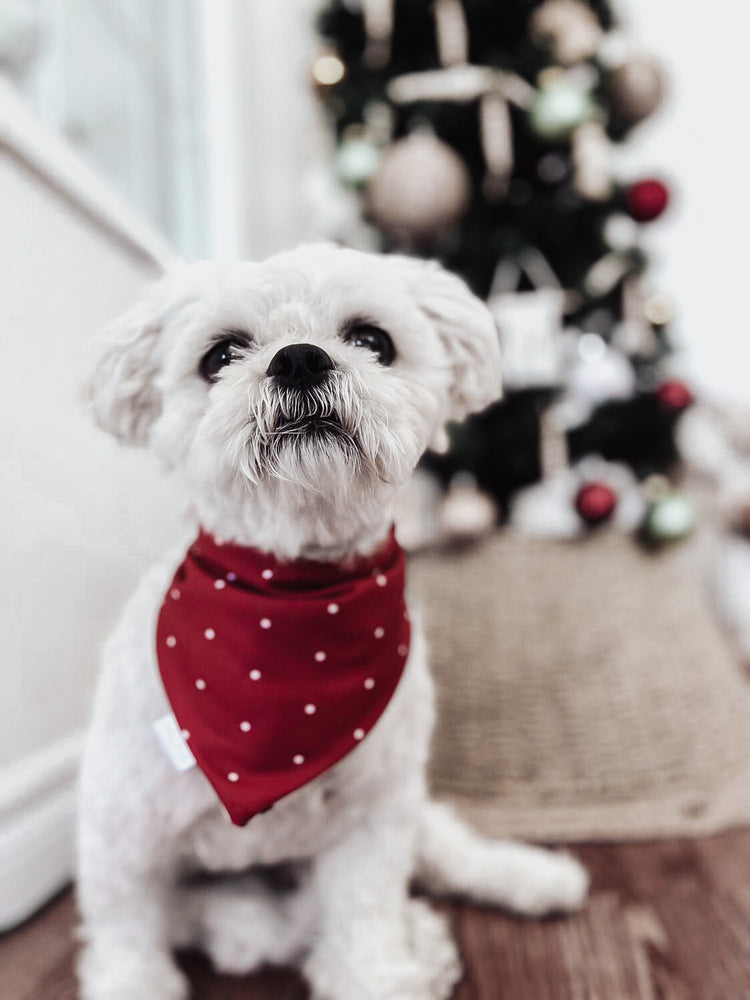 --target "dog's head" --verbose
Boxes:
[84,244,501,555]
